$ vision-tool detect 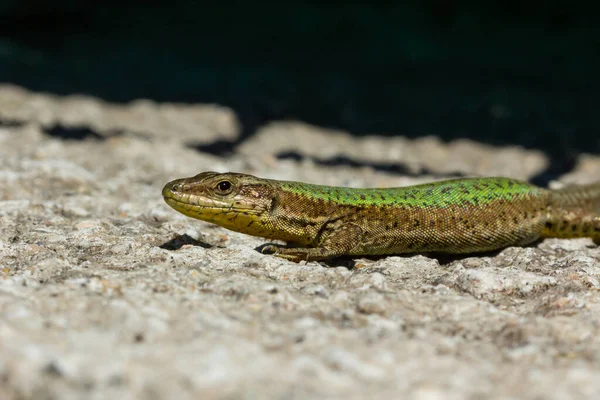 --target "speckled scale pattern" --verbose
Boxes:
[271,178,551,255]
[163,172,600,261]
[543,182,600,240]
[277,177,542,208]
